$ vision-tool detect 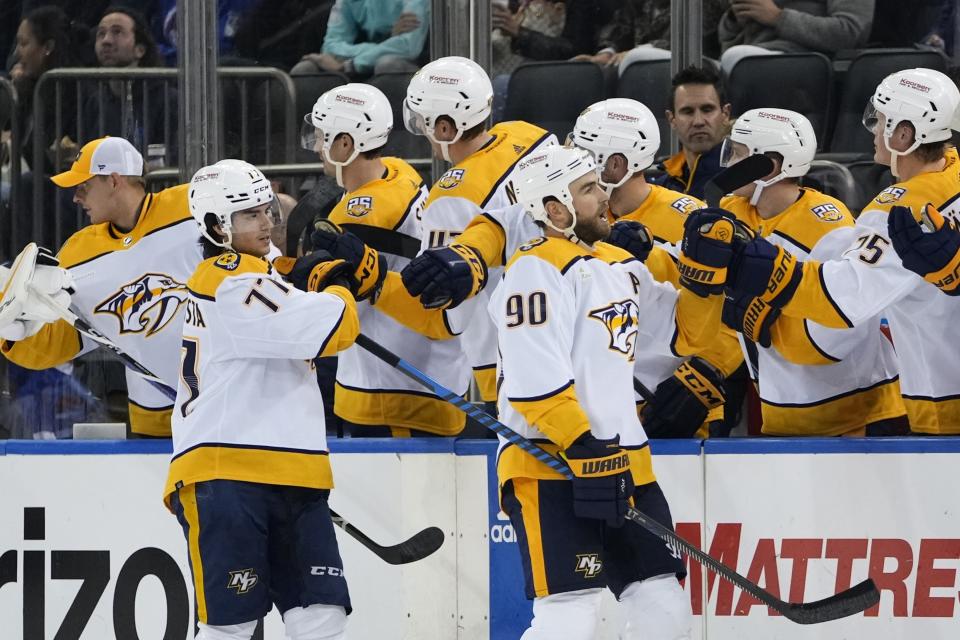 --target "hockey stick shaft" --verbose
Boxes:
[703,154,775,208]
[29,289,441,564]
[356,333,879,623]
